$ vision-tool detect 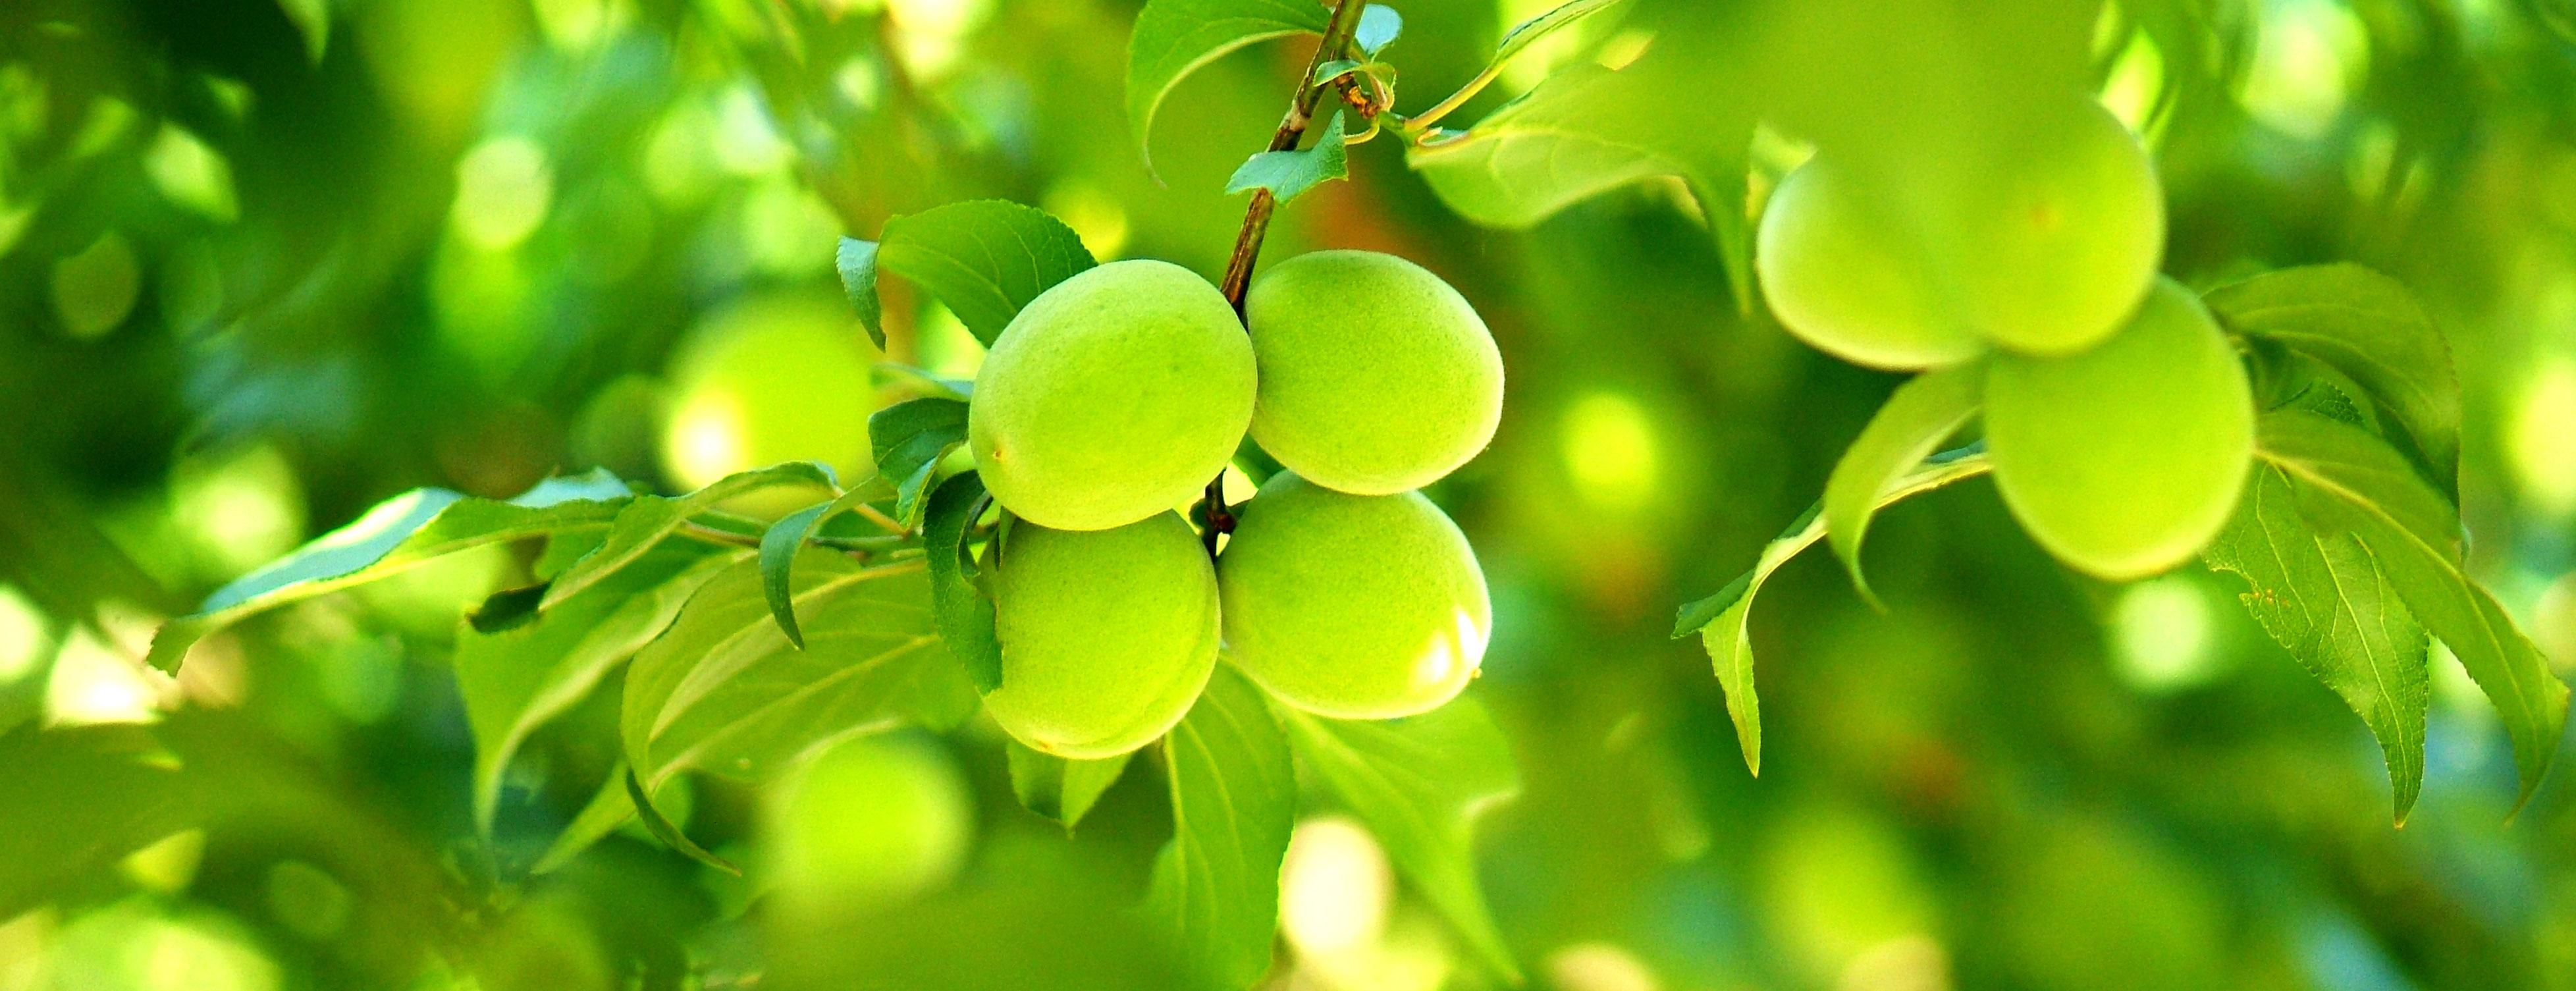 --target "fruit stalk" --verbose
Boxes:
[1200,0,1370,554]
